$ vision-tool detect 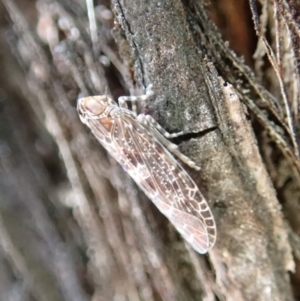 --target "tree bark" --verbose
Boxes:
[0,0,299,300]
